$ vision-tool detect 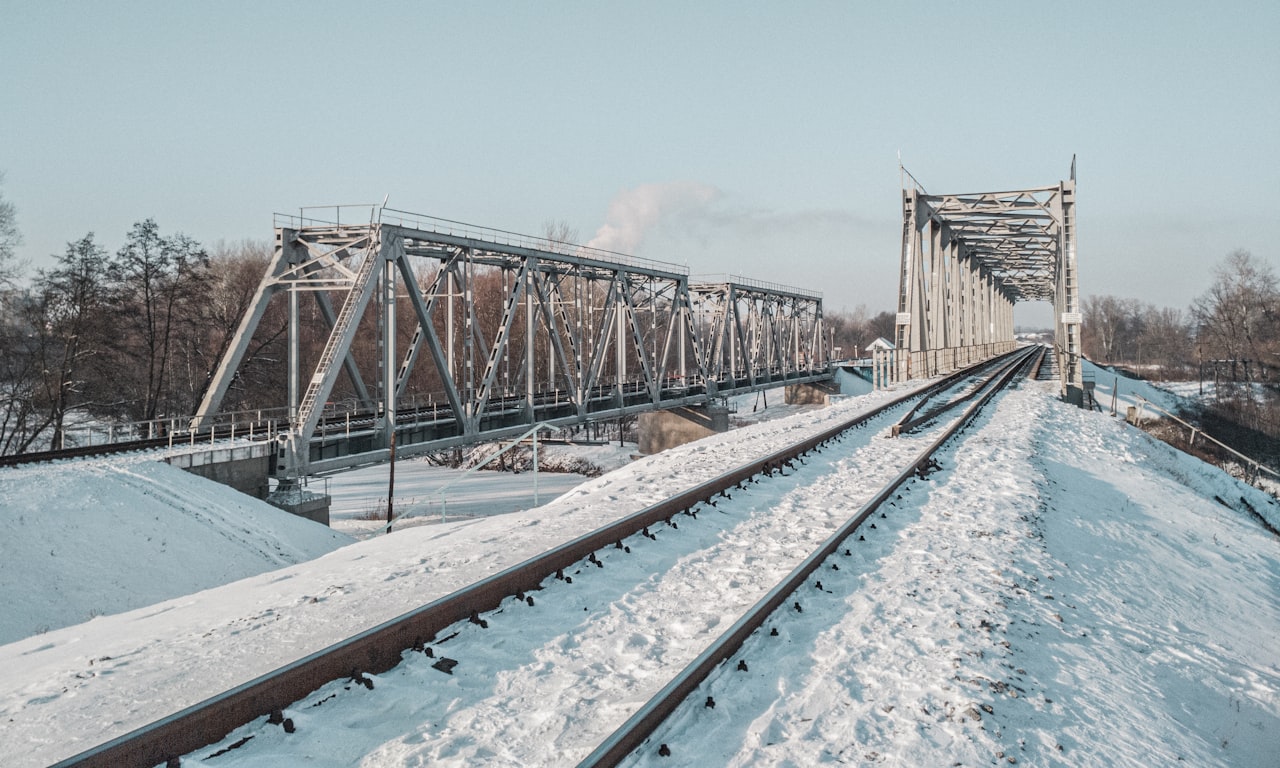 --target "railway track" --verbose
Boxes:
[581,345,1040,767]
[51,346,1041,768]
